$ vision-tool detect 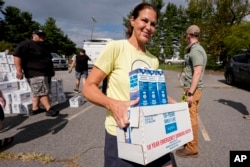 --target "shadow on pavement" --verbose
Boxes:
[53,100,70,111]
[0,114,69,152]
[64,91,75,99]
[215,99,249,115]
[1,114,29,133]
